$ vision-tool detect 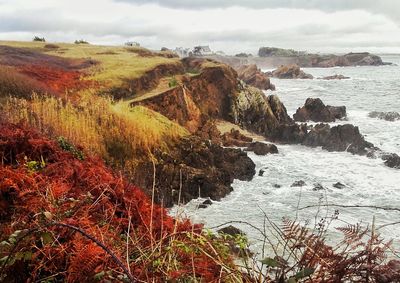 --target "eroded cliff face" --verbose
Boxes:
[131,135,256,207]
